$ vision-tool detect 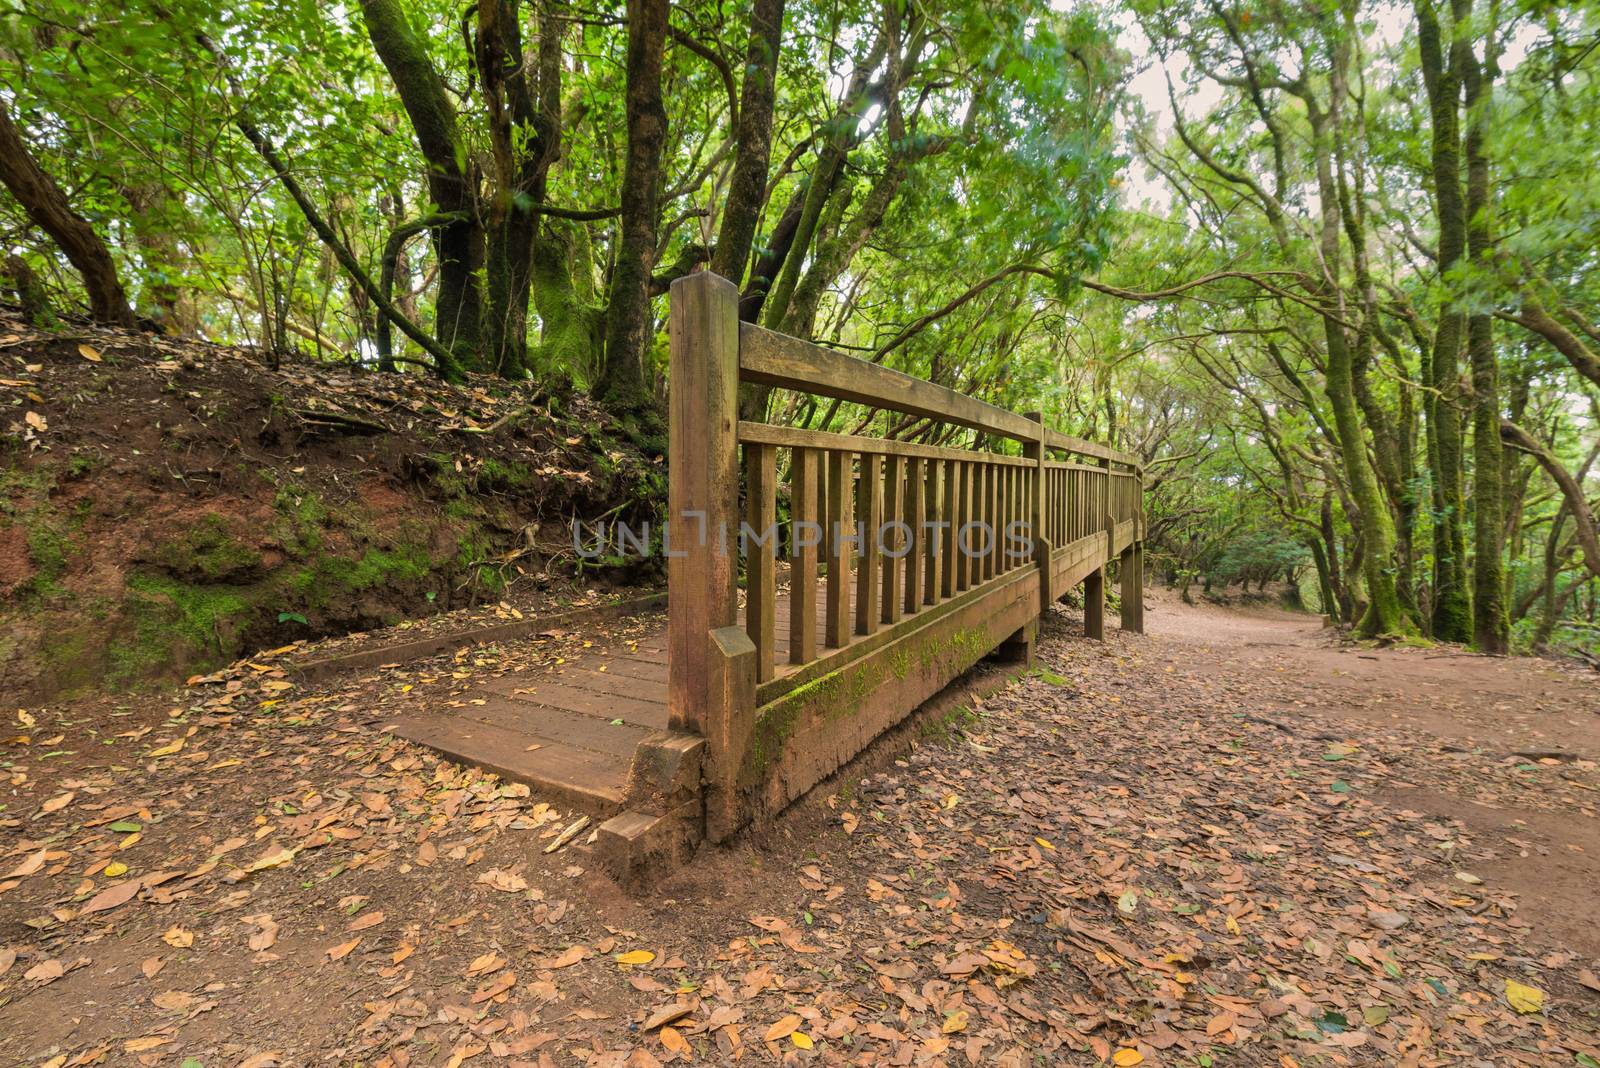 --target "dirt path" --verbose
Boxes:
[2,591,1596,1067]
